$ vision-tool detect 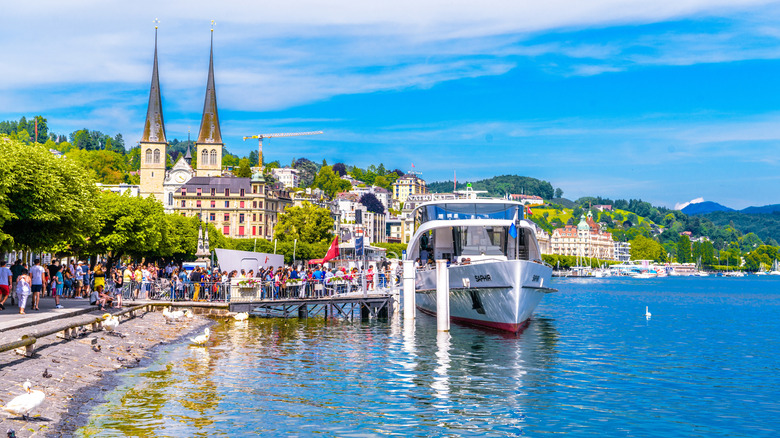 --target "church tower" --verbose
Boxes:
[139,26,167,201]
[195,29,223,177]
